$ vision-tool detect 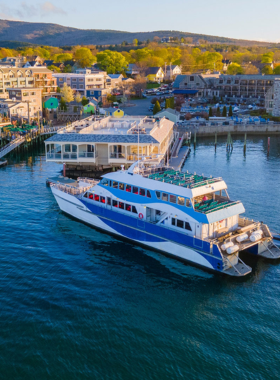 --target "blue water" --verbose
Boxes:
[1,137,280,379]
